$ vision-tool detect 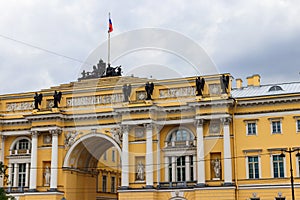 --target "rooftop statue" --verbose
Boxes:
[34,92,43,110]
[53,90,62,108]
[145,82,154,100]
[78,59,122,80]
[220,74,230,94]
[123,84,132,102]
[196,76,205,96]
